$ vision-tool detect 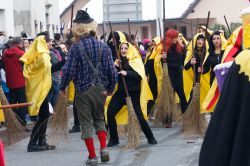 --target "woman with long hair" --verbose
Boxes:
[202,31,225,86]
[163,29,187,114]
